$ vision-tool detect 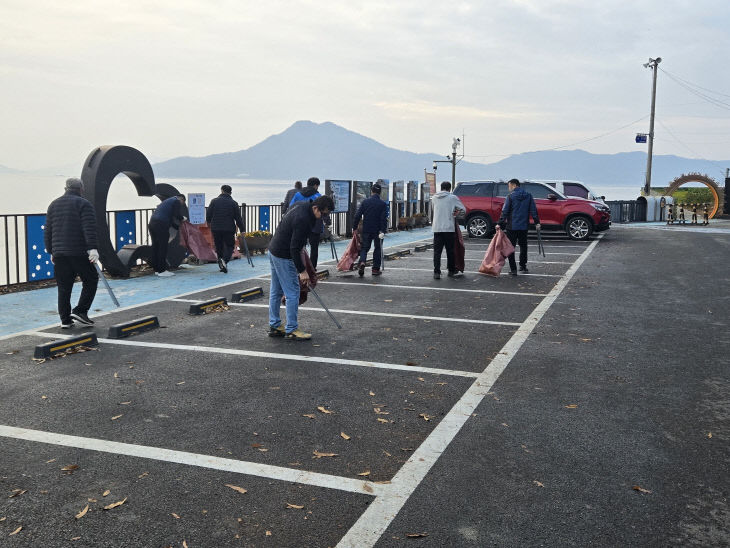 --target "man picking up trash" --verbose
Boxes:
[430,181,465,279]
[268,194,334,340]
[206,184,244,273]
[353,183,388,277]
[148,194,186,277]
[44,177,99,328]
[498,179,540,275]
